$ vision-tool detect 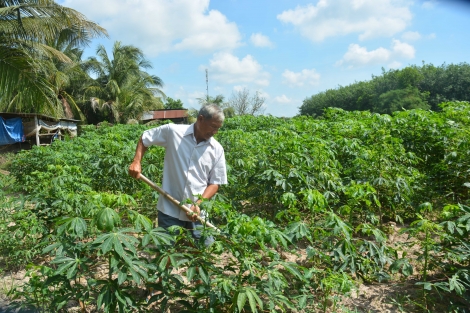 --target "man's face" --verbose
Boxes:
[196,115,223,141]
